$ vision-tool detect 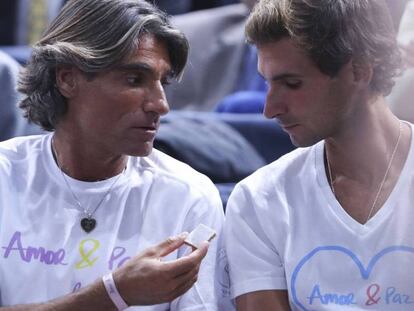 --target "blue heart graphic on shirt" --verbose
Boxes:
[290,245,414,311]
